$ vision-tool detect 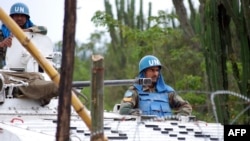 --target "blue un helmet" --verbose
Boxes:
[136,55,174,93]
[139,55,162,73]
[10,2,30,18]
